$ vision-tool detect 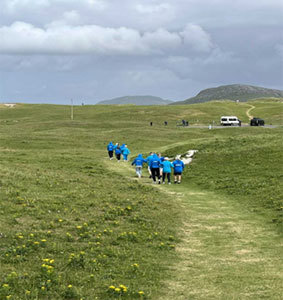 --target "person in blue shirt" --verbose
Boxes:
[122,145,131,161]
[149,153,161,184]
[173,155,185,184]
[131,154,147,178]
[146,152,154,178]
[107,141,114,160]
[113,143,122,162]
[161,157,174,184]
